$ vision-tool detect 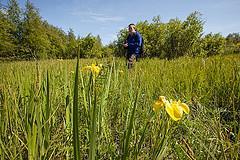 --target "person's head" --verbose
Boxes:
[128,23,136,35]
